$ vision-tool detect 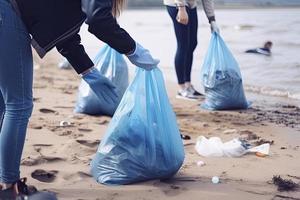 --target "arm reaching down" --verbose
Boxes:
[201,0,220,33]
[82,0,135,54]
[56,33,94,74]
[201,0,215,22]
